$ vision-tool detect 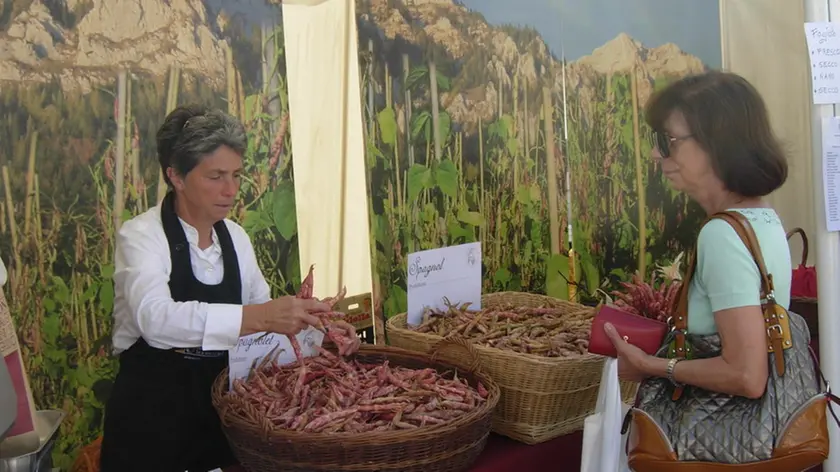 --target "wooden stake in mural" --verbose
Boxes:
[261,17,282,134]
[429,60,442,162]
[224,43,245,121]
[33,174,41,252]
[126,77,143,214]
[542,86,560,257]
[630,65,647,276]
[157,67,181,203]
[478,116,486,245]
[225,42,237,116]
[523,81,529,156]
[368,40,375,138]
[497,67,503,118]
[2,166,20,279]
[513,73,520,188]
[384,64,402,216]
[560,53,577,303]
[385,63,391,109]
[114,71,128,232]
[23,130,37,237]
[402,54,414,167]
